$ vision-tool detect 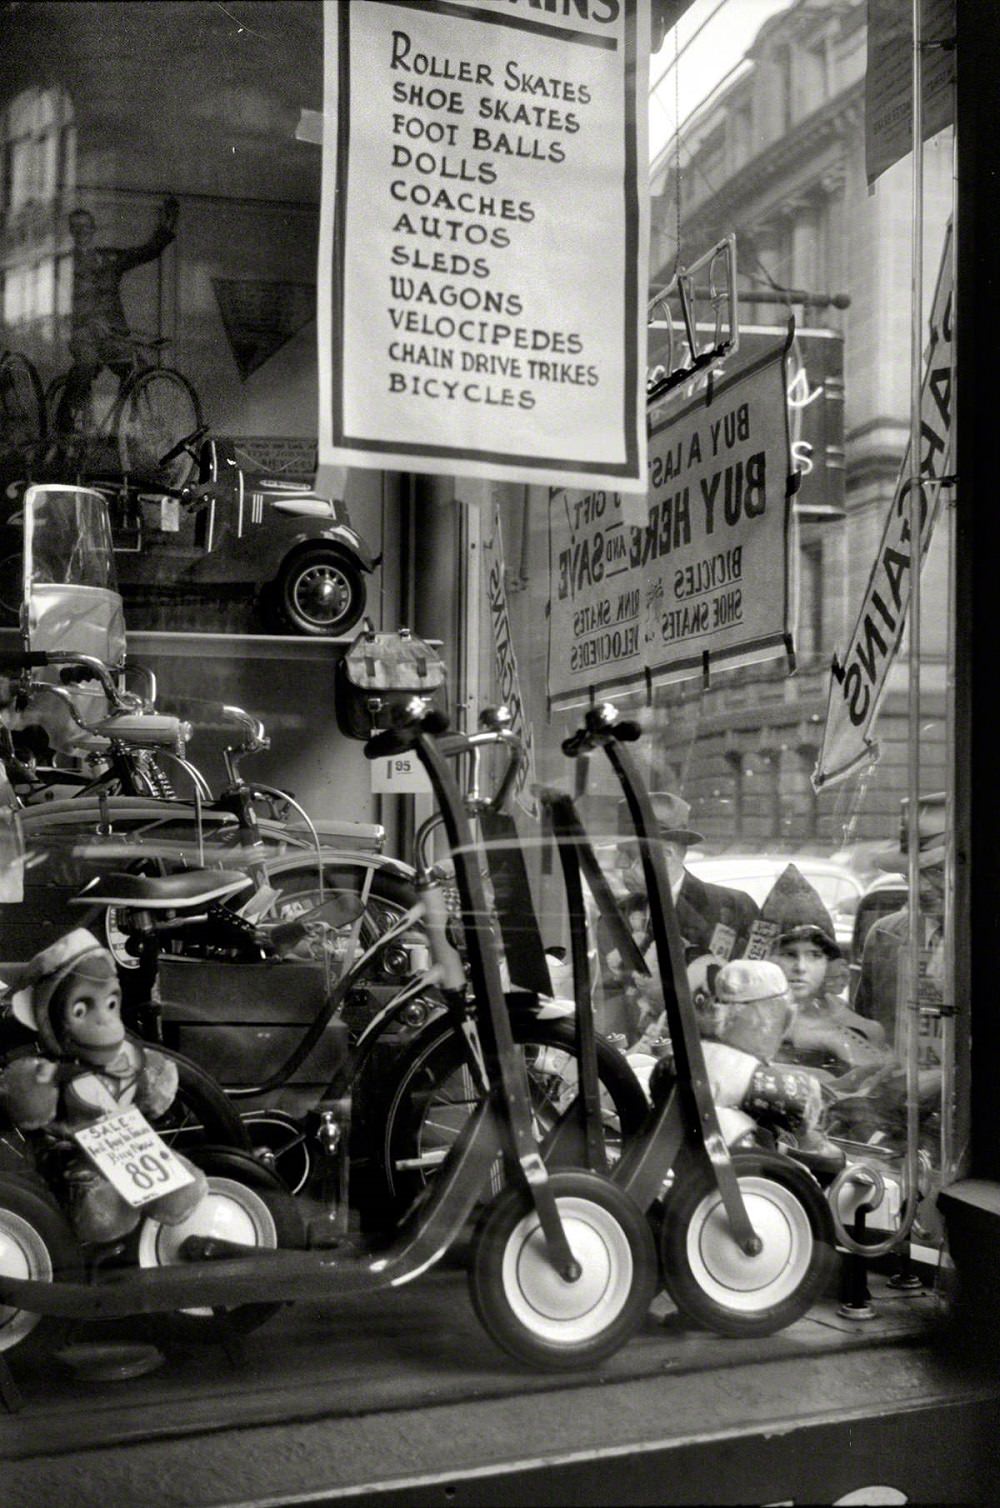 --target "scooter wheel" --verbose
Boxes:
[468,1169,657,1371]
[137,1150,305,1345]
[659,1150,836,1337]
[0,1176,82,1360]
